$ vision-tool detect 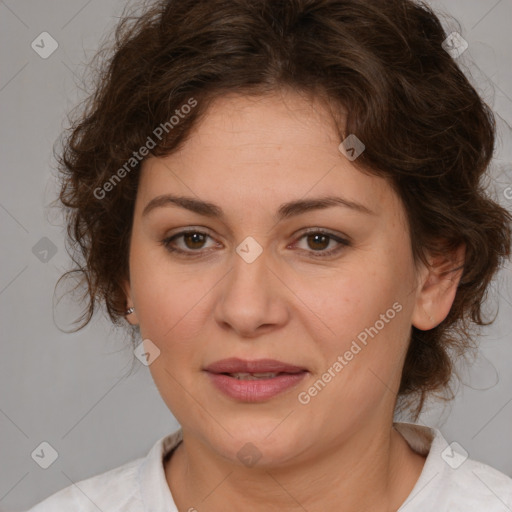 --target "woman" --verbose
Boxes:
[28,0,512,510]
